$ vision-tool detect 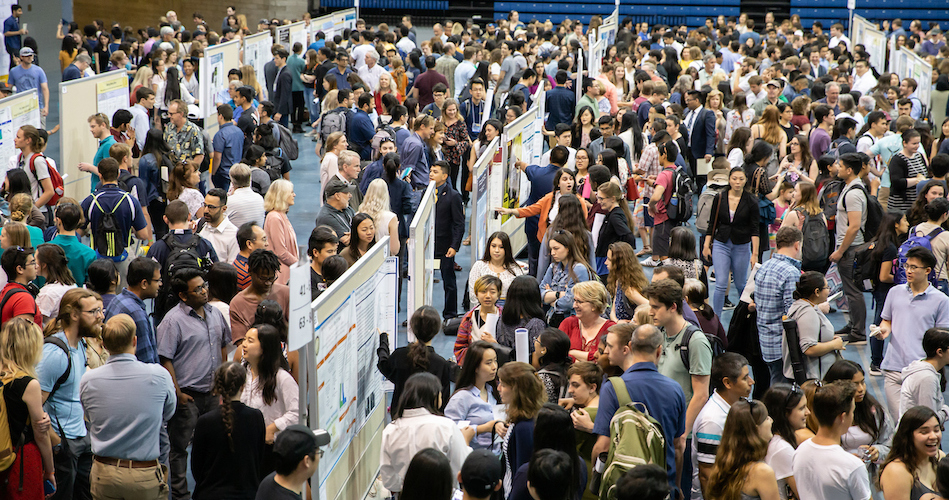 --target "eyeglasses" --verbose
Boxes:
[202,203,222,210]
[255,273,278,284]
[906,264,931,272]
[82,308,104,316]
[191,283,209,293]
[318,448,325,459]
